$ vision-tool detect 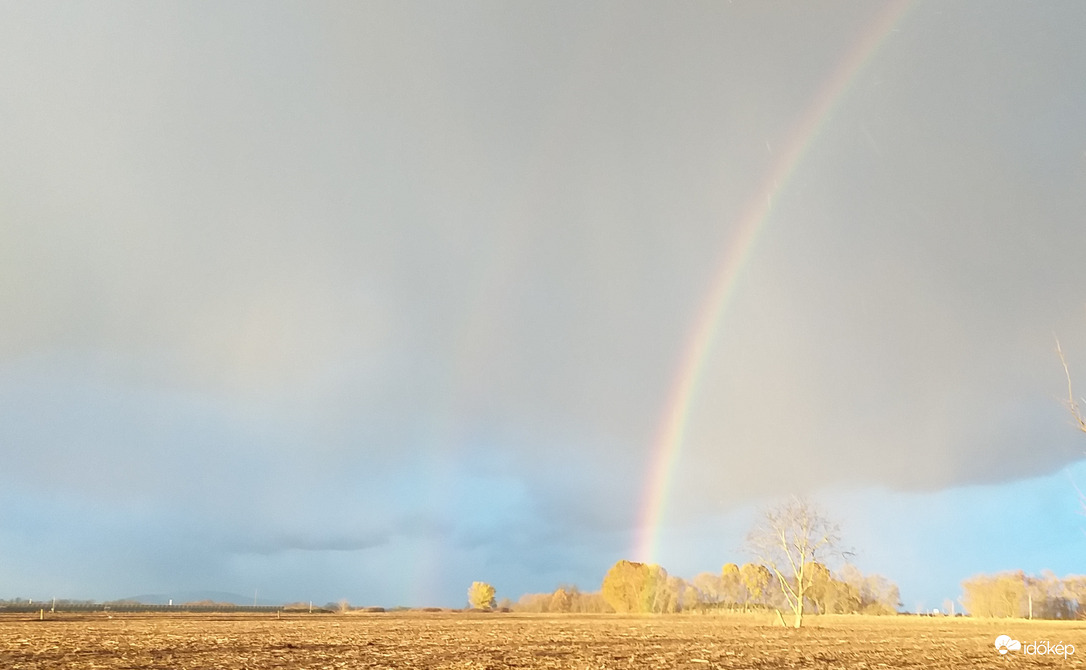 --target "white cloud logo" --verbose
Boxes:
[995,635,1021,655]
